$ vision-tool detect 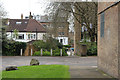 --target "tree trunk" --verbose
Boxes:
[74,6,81,56]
